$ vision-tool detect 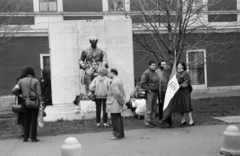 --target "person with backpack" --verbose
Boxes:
[89,67,112,128]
